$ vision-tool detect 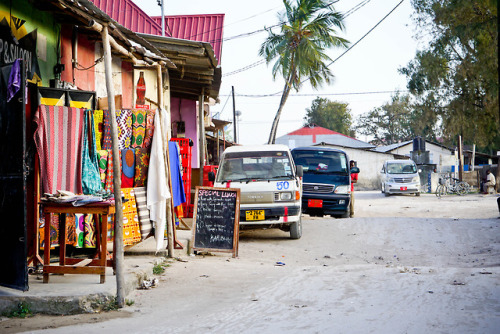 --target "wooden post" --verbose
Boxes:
[198,88,205,187]
[458,135,463,181]
[471,144,476,171]
[102,25,125,308]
